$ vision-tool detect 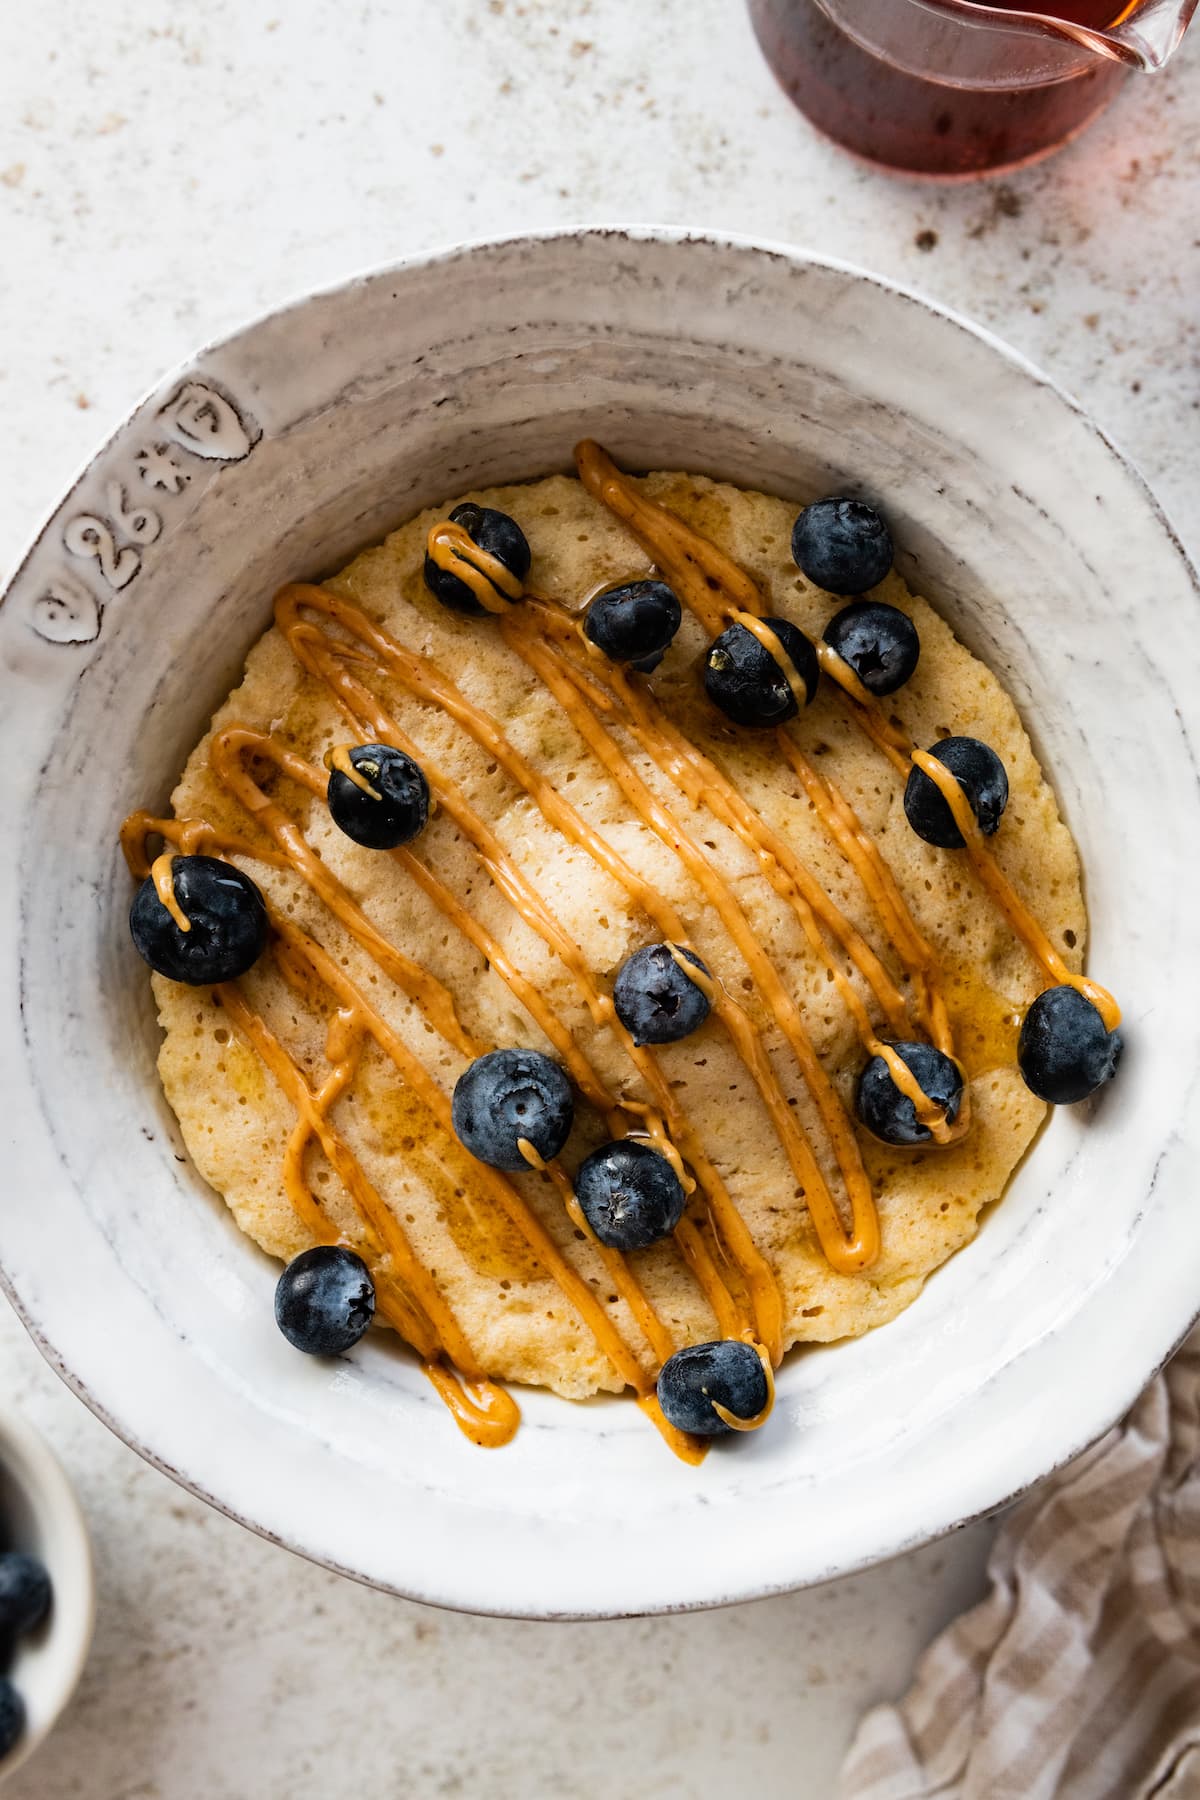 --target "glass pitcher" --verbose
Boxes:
[747,0,1196,177]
